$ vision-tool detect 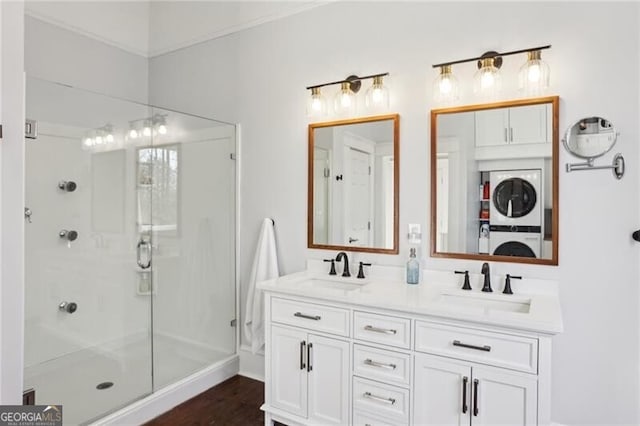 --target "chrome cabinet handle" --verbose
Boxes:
[453,340,491,352]
[363,392,396,405]
[462,376,468,414]
[137,239,151,269]
[299,341,306,370]
[364,358,397,370]
[364,325,397,335]
[294,312,321,321]
[473,379,479,416]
